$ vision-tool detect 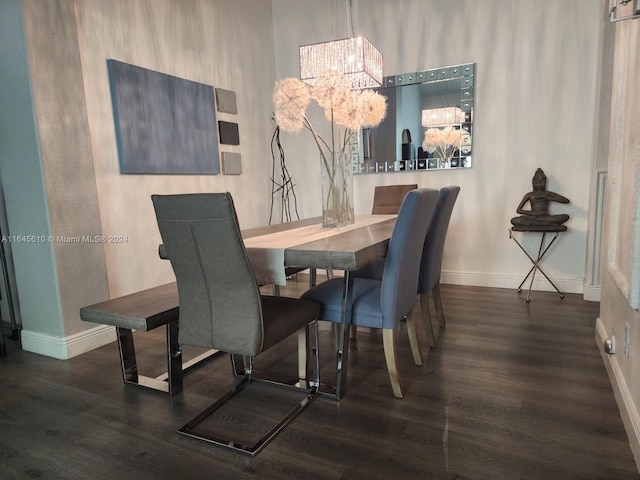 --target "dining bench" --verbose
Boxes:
[80,282,221,396]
